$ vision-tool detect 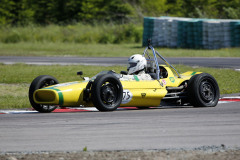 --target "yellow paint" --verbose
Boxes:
[33,66,202,107]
